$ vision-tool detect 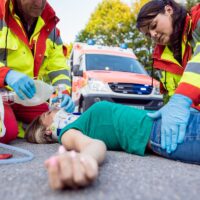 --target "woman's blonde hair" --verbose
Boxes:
[25,115,56,144]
